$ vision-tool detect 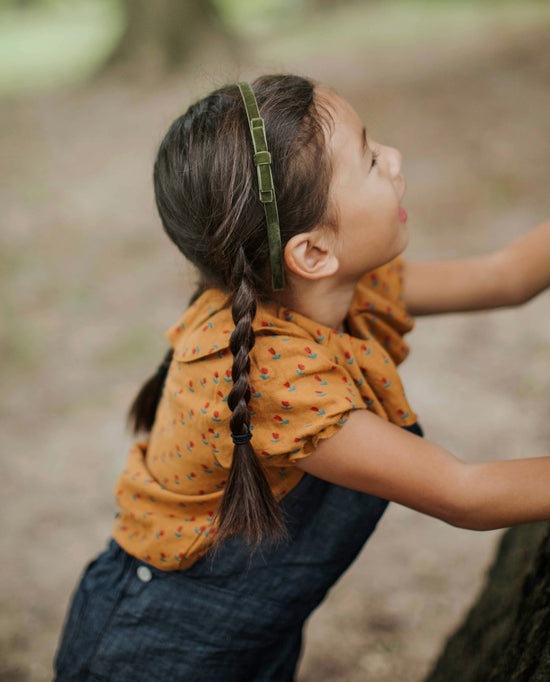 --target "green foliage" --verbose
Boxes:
[0,0,124,98]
